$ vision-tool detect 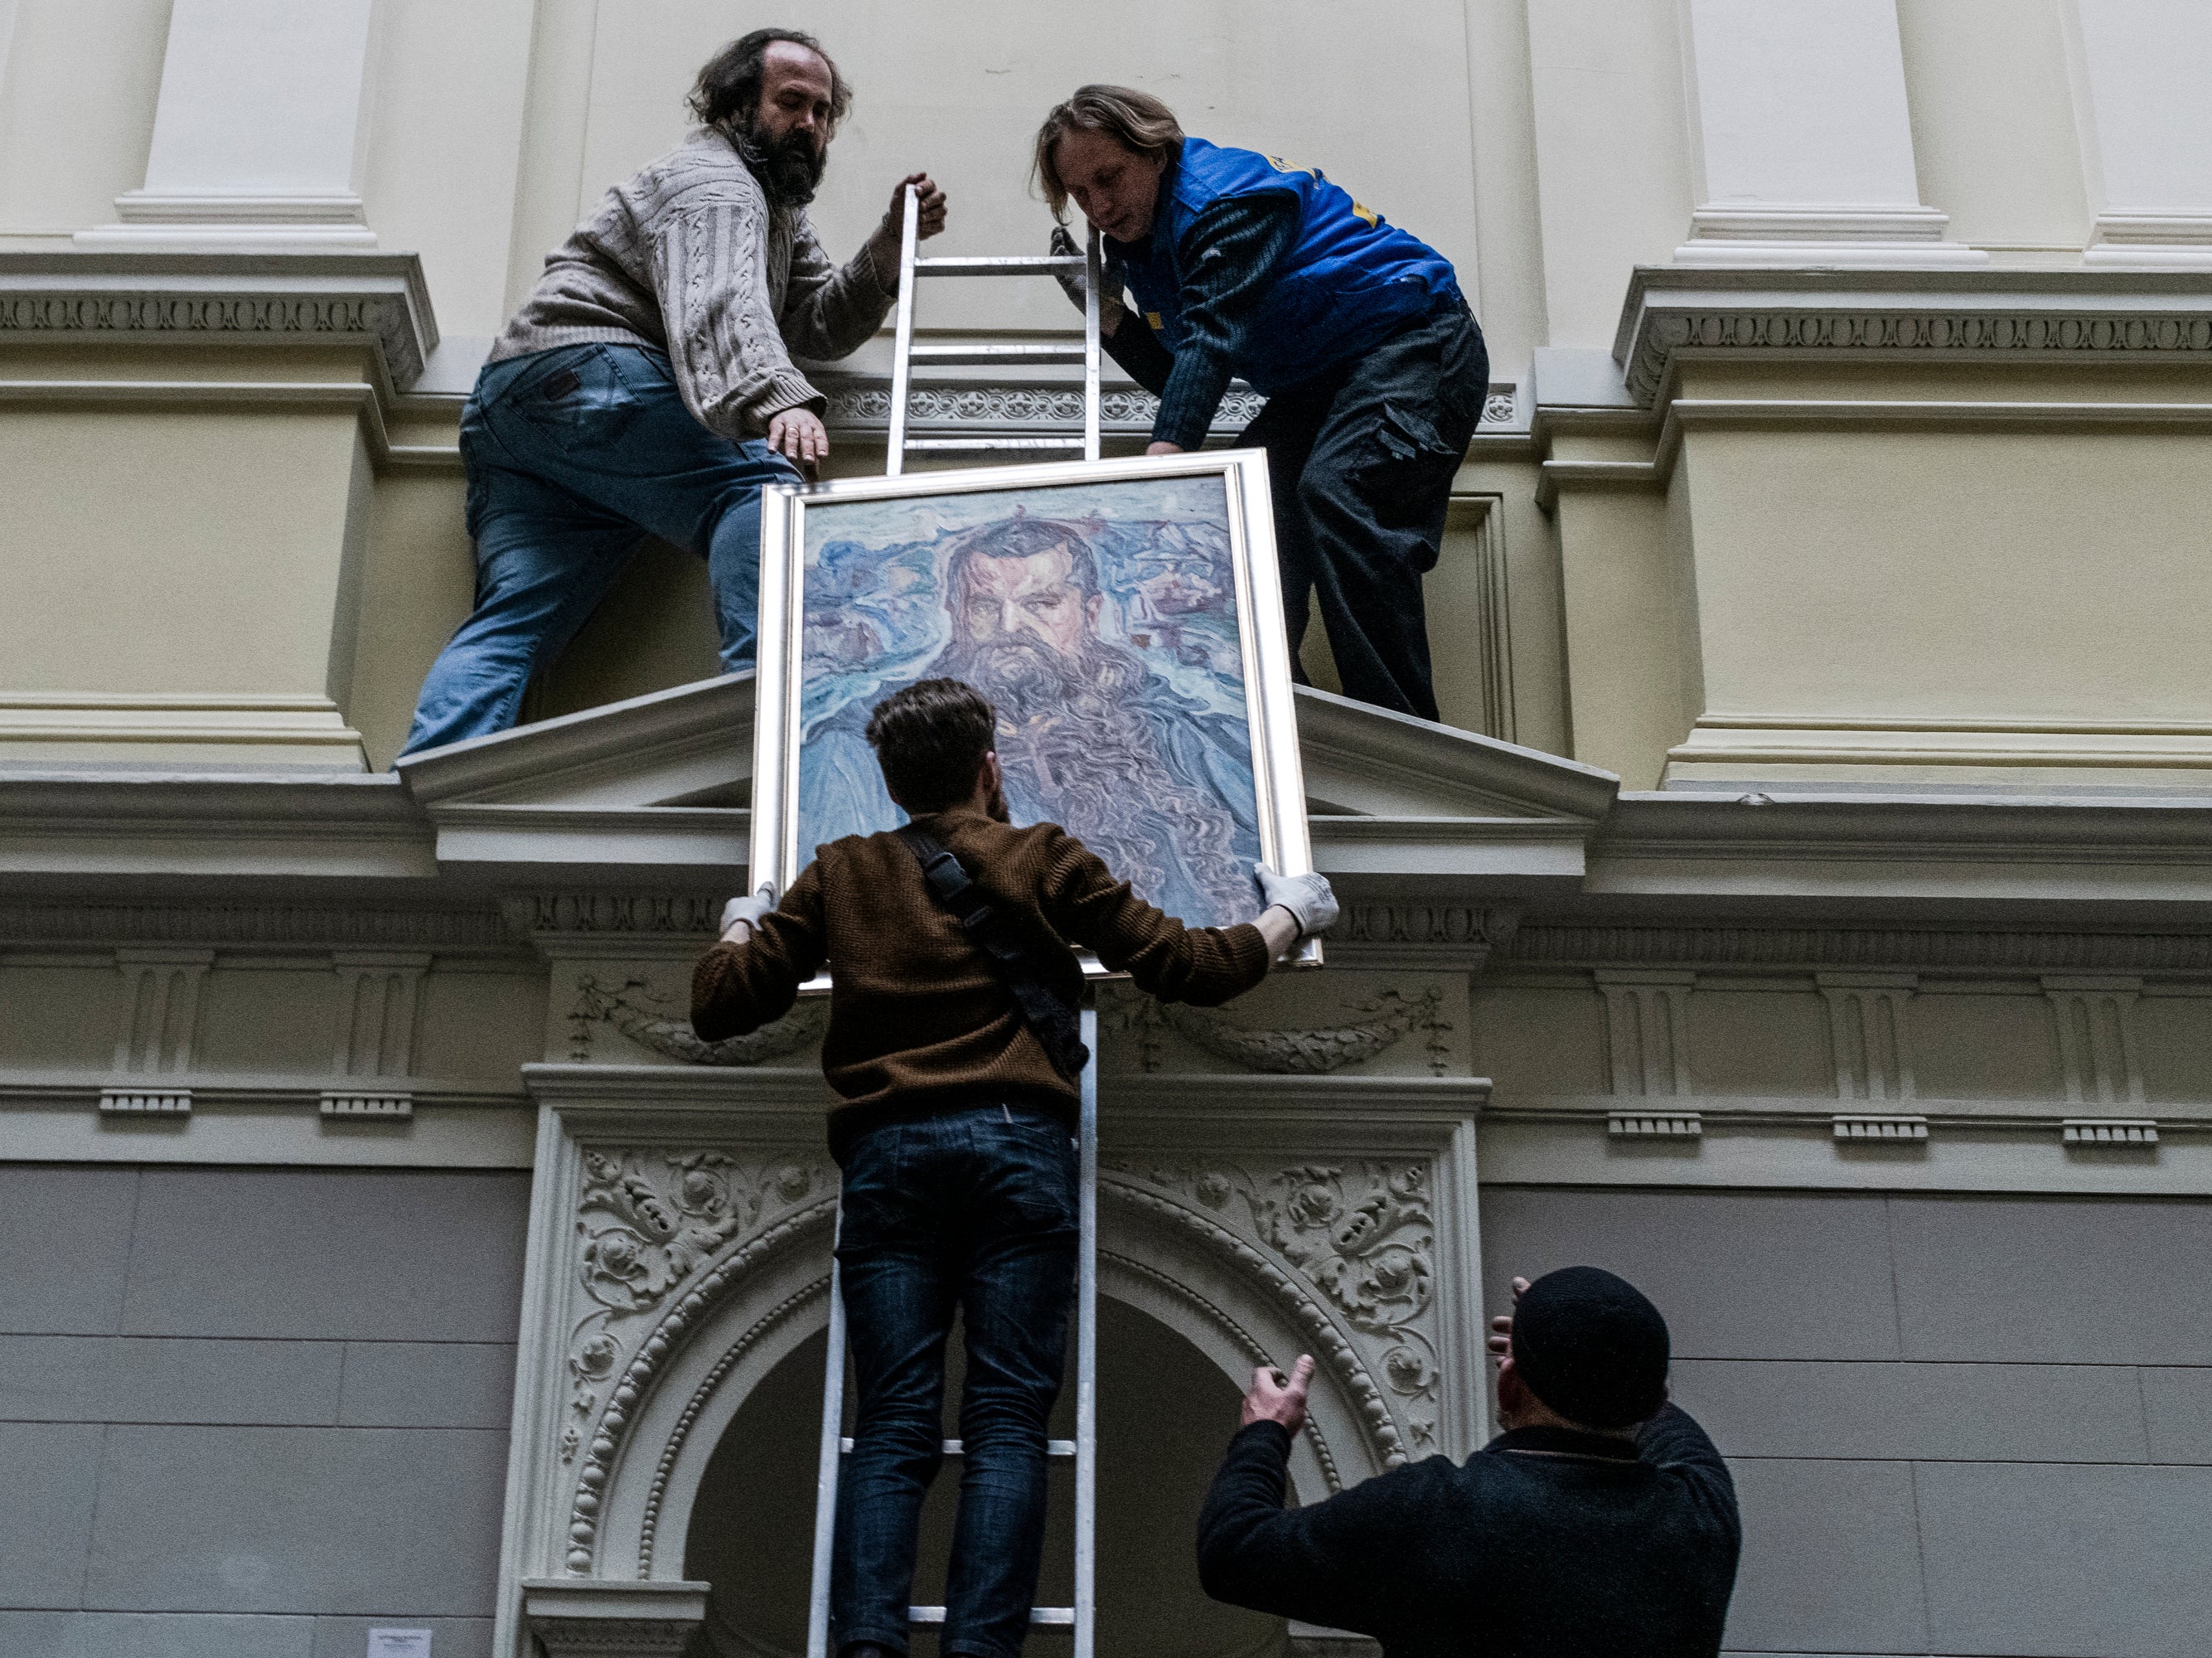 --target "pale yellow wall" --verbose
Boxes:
[0,402,369,696]
[1895,0,2090,253]
[1552,480,1694,787]
[0,0,169,239]
[1675,413,2212,727]
[351,468,475,769]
